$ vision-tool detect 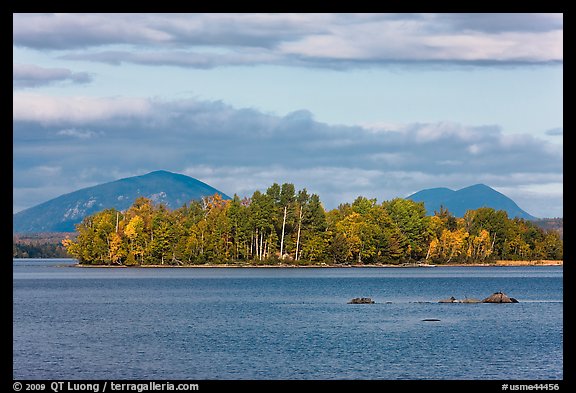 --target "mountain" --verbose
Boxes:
[406,184,537,220]
[13,170,230,233]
